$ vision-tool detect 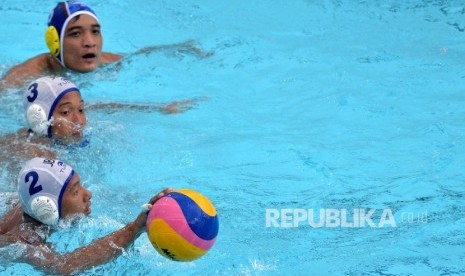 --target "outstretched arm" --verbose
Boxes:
[22,219,143,275]
[87,98,205,114]
[20,188,173,275]
[133,39,213,59]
